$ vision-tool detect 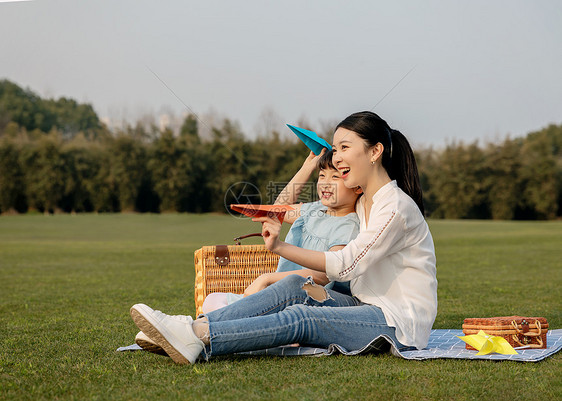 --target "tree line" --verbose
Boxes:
[1,79,561,219]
